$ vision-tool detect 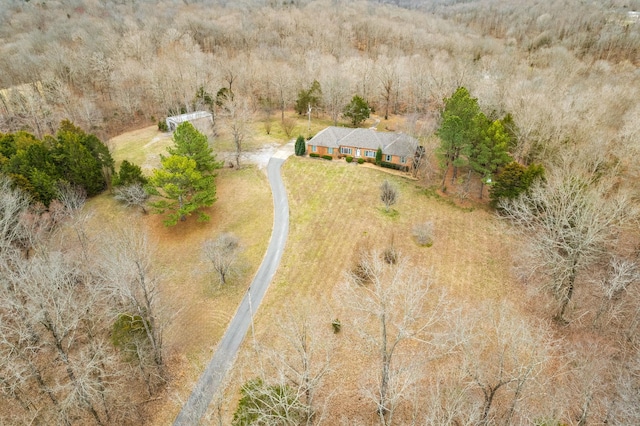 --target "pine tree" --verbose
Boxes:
[467,117,513,198]
[295,80,322,116]
[168,122,221,173]
[343,95,371,127]
[53,120,114,196]
[148,122,219,226]
[147,155,216,226]
[436,87,482,187]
